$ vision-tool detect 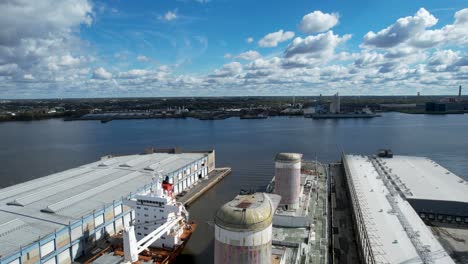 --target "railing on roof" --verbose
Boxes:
[371,157,433,264]
[341,153,380,264]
